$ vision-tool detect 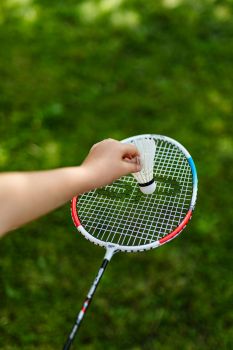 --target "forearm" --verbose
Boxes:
[0,167,91,237]
[0,139,140,237]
